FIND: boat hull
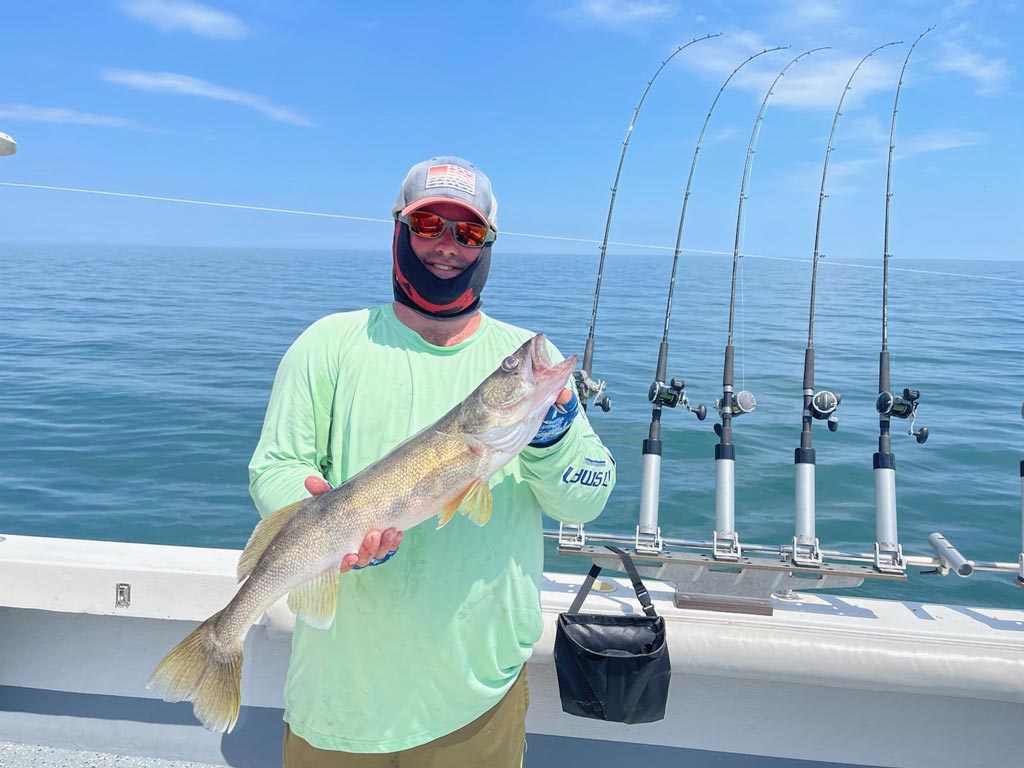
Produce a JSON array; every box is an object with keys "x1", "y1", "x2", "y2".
[{"x1": 2, "y1": 534, "x2": 1023, "y2": 767}]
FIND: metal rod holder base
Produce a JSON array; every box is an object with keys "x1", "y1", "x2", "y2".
[
  {"x1": 790, "y1": 536, "x2": 823, "y2": 567},
  {"x1": 558, "y1": 544, "x2": 905, "y2": 617},
  {"x1": 874, "y1": 542, "x2": 907, "y2": 574},
  {"x1": 557, "y1": 523, "x2": 586, "y2": 550},
  {"x1": 712, "y1": 531, "x2": 742, "y2": 561},
  {"x1": 635, "y1": 525, "x2": 664, "y2": 555}
]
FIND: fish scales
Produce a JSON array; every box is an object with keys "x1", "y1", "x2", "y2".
[{"x1": 148, "y1": 333, "x2": 576, "y2": 732}]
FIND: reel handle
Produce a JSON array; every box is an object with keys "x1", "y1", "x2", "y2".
[{"x1": 649, "y1": 378, "x2": 705, "y2": 420}]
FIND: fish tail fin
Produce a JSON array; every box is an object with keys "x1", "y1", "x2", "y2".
[{"x1": 147, "y1": 610, "x2": 243, "y2": 733}]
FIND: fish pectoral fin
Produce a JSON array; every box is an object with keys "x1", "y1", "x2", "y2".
[
  {"x1": 460, "y1": 479, "x2": 493, "y2": 527},
  {"x1": 287, "y1": 569, "x2": 340, "y2": 630},
  {"x1": 437, "y1": 479, "x2": 493, "y2": 529}
]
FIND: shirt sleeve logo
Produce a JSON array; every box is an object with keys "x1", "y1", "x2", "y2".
[{"x1": 561, "y1": 463, "x2": 613, "y2": 487}]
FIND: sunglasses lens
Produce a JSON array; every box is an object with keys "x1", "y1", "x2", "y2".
[
  {"x1": 455, "y1": 222, "x2": 489, "y2": 247},
  {"x1": 408, "y1": 212, "x2": 444, "y2": 238},
  {"x1": 405, "y1": 211, "x2": 491, "y2": 247}
]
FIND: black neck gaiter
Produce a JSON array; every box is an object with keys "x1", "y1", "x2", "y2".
[{"x1": 391, "y1": 222, "x2": 492, "y2": 319}]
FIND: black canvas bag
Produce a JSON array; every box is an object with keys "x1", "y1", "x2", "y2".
[{"x1": 553, "y1": 545, "x2": 671, "y2": 723}]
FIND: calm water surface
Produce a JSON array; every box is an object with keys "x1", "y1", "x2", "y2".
[{"x1": 2, "y1": 244, "x2": 1022, "y2": 609}]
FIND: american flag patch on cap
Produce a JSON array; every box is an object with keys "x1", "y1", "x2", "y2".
[{"x1": 425, "y1": 164, "x2": 476, "y2": 195}]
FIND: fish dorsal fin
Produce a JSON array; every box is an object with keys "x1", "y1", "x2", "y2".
[
  {"x1": 437, "y1": 478, "x2": 493, "y2": 529},
  {"x1": 237, "y1": 499, "x2": 306, "y2": 582},
  {"x1": 288, "y1": 568, "x2": 340, "y2": 630},
  {"x1": 460, "y1": 479, "x2": 493, "y2": 527}
]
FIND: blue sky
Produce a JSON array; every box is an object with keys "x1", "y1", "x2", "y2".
[{"x1": 0, "y1": 0, "x2": 1020, "y2": 259}]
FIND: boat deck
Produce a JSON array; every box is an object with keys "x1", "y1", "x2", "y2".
[{"x1": 1, "y1": 741, "x2": 223, "y2": 768}]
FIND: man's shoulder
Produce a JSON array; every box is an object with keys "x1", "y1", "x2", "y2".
[
  {"x1": 283, "y1": 308, "x2": 381, "y2": 362},
  {"x1": 480, "y1": 315, "x2": 538, "y2": 345},
  {"x1": 296, "y1": 307, "x2": 377, "y2": 342}
]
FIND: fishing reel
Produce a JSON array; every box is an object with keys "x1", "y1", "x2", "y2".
[
  {"x1": 573, "y1": 370, "x2": 611, "y2": 413},
  {"x1": 810, "y1": 390, "x2": 841, "y2": 432},
  {"x1": 714, "y1": 390, "x2": 756, "y2": 417},
  {"x1": 876, "y1": 388, "x2": 928, "y2": 443},
  {"x1": 649, "y1": 378, "x2": 707, "y2": 420}
]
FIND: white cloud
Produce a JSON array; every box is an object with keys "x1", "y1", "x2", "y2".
[
  {"x1": 785, "y1": 127, "x2": 985, "y2": 195},
  {"x1": 0, "y1": 103, "x2": 145, "y2": 129},
  {"x1": 548, "y1": 0, "x2": 675, "y2": 28},
  {"x1": 771, "y1": 51, "x2": 897, "y2": 109},
  {"x1": 898, "y1": 128, "x2": 987, "y2": 157},
  {"x1": 116, "y1": 0, "x2": 247, "y2": 39},
  {"x1": 706, "y1": 125, "x2": 740, "y2": 144},
  {"x1": 935, "y1": 40, "x2": 1011, "y2": 95},
  {"x1": 680, "y1": 36, "x2": 906, "y2": 112},
  {"x1": 102, "y1": 70, "x2": 315, "y2": 127}
]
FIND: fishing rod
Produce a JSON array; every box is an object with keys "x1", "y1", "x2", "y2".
[
  {"x1": 574, "y1": 32, "x2": 721, "y2": 413},
  {"x1": 874, "y1": 27, "x2": 934, "y2": 574},
  {"x1": 712, "y1": 47, "x2": 828, "y2": 561},
  {"x1": 1019, "y1": 401, "x2": 1023, "y2": 588},
  {"x1": 638, "y1": 45, "x2": 787, "y2": 551},
  {"x1": 791, "y1": 41, "x2": 902, "y2": 567}
]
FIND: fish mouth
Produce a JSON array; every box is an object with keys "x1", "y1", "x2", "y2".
[{"x1": 524, "y1": 333, "x2": 578, "y2": 411}]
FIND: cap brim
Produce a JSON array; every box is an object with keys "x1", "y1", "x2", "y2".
[{"x1": 401, "y1": 197, "x2": 492, "y2": 229}]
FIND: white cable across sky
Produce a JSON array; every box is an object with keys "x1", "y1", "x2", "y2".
[{"x1": 1, "y1": 180, "x2": 1022, "y2": 285}]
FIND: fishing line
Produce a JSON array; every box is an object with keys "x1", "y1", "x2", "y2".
[
  {"x1": 1, "y1": 180, "x2": 1020, "y2": 284},
  {"x1": 791, "y1": 40, "x2": 902, "y2": 567},
  {"x1": 740, "y1": 255, "x2": 746, "y2": 391},
  {"x1": 637, "y1": 45, "x2": 784, "y2": 546},
  {"x1": 872, "y1": 26, "x2": 936, "y2": 574},
  {"x1": 712, "y1": 46, "x2": 829, "y2": 561},
  {"x1": 575, "y1": 32, "x2": 721, "y2": 414}
]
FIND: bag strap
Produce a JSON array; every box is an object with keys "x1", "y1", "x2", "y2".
[{"x1": 567, "y1": 545, "x2": 658, "y2": 618}]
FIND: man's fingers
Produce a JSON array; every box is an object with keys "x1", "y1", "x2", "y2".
[
  {"x1": 339, "y1": 529, "x2": 403, "y2": 572},
  {"x1": 358, "y1": 530, "x2": 383, "y2": 567},
  {"x1": 555, "y1": 388, "x2": 574, "y2": 405},
  {"x1": 377, "y1": 528, "x2": 402, "y2": 559},
  {"x1": 305, "y1": 476, "x2": 332, "y2": 496}
]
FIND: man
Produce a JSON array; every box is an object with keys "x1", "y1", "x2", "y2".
[{"x1": 248, "y1": 156, "x2": 615, "y2": 766}]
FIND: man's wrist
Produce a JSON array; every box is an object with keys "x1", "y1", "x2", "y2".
[{"x1": 529, "y1": 392, "x2": 579, "y2": 448}]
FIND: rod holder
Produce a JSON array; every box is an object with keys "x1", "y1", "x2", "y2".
[
  {"x1": 928, "y1": 533, "x2": 973, "y2": 577},
  {"x1": 1018, "y1": 456, "x2": 1023, "y2": 587}
]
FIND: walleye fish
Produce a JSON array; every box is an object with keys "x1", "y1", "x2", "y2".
[{"x1": 148, "y1": 333, "x2": 577, "y2": 732}]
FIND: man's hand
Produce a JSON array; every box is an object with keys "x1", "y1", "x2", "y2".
[
  {"x1": 529, "y1": 388, "x2": 579, "y2": 447},
  {"x1": 305, "y1": 475, "x2": 403, "y2": 573}
]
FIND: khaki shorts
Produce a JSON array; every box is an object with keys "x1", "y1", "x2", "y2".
[{"x1": 282, "y1": 670, "x2": 529, "y2": 768}]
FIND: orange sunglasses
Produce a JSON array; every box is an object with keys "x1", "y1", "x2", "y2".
[{"x1": 399, "y1": 211, "x2": 496, "y2": 248}]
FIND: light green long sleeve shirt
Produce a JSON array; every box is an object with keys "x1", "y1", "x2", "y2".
[{"x1": 248, "y1": 304, "x2": 615, "y2": 753}]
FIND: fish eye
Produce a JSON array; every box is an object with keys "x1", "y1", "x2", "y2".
[{"x1": 501, "y1": 355, "x2": 521, "y2": 372}]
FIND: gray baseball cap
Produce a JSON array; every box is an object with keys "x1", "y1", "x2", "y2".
[{"x1": 392, "y1": 156, "x2": 498, "y2": 232}]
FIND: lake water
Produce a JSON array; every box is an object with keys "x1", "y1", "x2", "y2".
[{"x1": 2, "y1": 243, "x2": 1022, "y2": 608}]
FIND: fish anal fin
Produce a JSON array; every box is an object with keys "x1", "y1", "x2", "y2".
[
  {"x1": 287, "y1": 569, "x2": 340, "y2": 630},
  {"x1": 460, "y1": 479, "x2": 493, "y2": 527},
  {"x1": 437, "y1": 496, "x2": 461, "y2": 529},
  {"x1": 237, "y1": 499, "x2": 306, "y2": 582}
]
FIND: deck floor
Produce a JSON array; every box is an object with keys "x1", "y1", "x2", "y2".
[{"x1": 0, "y1": 742, "x2": 226, "y2": 768}]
